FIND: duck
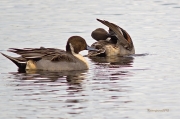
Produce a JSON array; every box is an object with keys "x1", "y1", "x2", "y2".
[
  {"x1": 88, "y1": 19, "x2": 135, "y2": 57},
  {"x1": 1, "y1": 36, "x2": 97, "y2": 72}
]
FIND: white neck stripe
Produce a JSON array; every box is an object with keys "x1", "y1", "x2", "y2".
[{"x1": 69, "y1": 43, "x2": 76, "y2": 55}]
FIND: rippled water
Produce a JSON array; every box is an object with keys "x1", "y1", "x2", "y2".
[{"x1": 0, "y1": 0, "x2": 180, "y2": 119}]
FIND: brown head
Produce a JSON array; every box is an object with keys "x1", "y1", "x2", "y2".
[
  {"x1": 91, "y1": 28, "x2": 109, "y2": 41},
  {"x1": 66, "y1": 36, "x2": 97, "y2": 54}
]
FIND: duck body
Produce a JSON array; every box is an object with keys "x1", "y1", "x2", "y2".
[
  {"x1": 88, "y1": 19, "x2": 135, "y2": 57},
  {"x1": 89, "y1": 40, "x2": 135, "y2": 57},
  {"x1": 1, "y1": 36, "x2": 96, "y2": 71},
  {"x1": 27, "y1": 58, "x2": 87, "y2": 71},
  {"x1": 16, "y1": 48, "x2": 88, "y2": 71}
]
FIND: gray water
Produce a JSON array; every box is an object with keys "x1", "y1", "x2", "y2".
[{"x1": 0, "y1": 0, "x2": 180, "y2": 119}]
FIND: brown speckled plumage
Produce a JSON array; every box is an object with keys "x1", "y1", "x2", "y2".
[{"x1": 88, "y1": 19, "x2": 135, "y2": 57}]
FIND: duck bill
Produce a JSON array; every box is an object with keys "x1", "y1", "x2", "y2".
[{"x1": 86, "y1": 45, "x2": 98, "y2": 51}]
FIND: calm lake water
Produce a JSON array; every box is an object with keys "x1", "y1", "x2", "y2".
[{"x1": 0, "y1": 0, "x2": 180, "y2": 119}]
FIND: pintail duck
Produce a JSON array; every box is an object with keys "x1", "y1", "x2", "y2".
[
  {"x1": 88, "y1": 19, "x2": 135, "y2": 57},
  {"x1": 1, "y1": 36, "x2": 97, "y2": 71}
]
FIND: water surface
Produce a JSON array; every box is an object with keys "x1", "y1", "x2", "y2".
[{"x1": 0, "y1": 0, "x2": 180, "y2": 119}]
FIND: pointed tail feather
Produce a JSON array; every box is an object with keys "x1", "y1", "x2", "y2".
[{"x1": 1, "y1": 52, "x2": 26, "y2": 70}]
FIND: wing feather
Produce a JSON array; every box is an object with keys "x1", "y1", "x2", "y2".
[
  {"x1": 96, "y1": 19, "x2": 133, "y2": 50},
  {"x1": 8, "y1": 47, "x2": 76, "y2": 62}
]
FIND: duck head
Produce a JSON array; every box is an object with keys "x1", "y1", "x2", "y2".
[
  {"x1": 91, "y1": 28, "x2": 109, "y2": 41},
  {"x1": 91, "y1": 28, "x2": 118, "y2": 44},
  {"x1": 66, "y1": 36, "x2": 97, "y2": 54}
]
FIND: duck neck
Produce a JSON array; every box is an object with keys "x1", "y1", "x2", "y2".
[
  {"x1": 73, "y1": 53, "x2": 89, "y2": 68},
  {"x1": 67, "y1": 43, "x2": 88, "y2": 67}
]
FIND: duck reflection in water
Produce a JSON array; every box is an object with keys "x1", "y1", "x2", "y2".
[
  {"x1": 89, "y1": 56, "x2": 134, "y2": 81},
  {"x1": 10, "y1": 70, "x2": 87, "y2": 85},
  {"x1": 89, "y1": 55, "x2": 134, "y2": 66}
]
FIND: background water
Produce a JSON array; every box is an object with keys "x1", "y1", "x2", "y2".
[{"x1": 0, "y1": 0, "x2": 180, "y2": 119}]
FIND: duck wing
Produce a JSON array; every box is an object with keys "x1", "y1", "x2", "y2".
[
  {"x1": 8, "y1": 47, "x2": 76, "y2": 62},
  {"x1": 96, "y1": 19, "x2": 133, "y2": 50}
]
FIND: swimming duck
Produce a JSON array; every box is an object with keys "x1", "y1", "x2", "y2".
[
  {"x1": 88, "y1": 19, "x2": 135, "y2": 57},
  {"x1": 1, "y1": 36, "x2": 97, "y2": 71}
]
